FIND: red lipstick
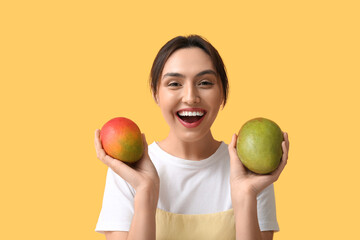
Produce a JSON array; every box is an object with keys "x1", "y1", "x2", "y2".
[{"x1": 176, "y1": 108, "x2": 206, "y2": 128}]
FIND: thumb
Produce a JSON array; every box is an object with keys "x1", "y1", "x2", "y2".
[
  {"x1": 228, "y1": 133, "x2": 240, "y2": 165},
  {"x1": 228, "y1": 133, "x2": 246, "y2": 174},
  {"x1": 140, "y1": 133, "x2": 151, "y2": 161},
  {"x1": 142, "y1": 133, "x2": 148, "y2": 153},
  {"x1": 228, "y1": 133, "x2": 239, "y2": 162}
]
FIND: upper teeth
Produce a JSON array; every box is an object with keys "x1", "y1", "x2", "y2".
[{"x1": 178, "y1": 111, "x2": 204, "y2": 117}]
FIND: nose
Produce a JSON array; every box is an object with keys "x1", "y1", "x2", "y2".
[{"x1": 182, "y1": 83, "x2": 200, "y2": 105}]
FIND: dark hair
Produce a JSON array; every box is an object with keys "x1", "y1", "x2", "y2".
[{"x1": 150, "y1": 35, "x2": 229, "y2": 106}]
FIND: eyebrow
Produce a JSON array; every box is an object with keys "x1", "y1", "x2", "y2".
[{"x1": 162, "y1": 69, "x2": 217, "y2": 79}]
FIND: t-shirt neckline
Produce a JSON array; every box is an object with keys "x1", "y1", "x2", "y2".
[{"x1": 150, "y1": 141, "x2": 227, "y2": 169}]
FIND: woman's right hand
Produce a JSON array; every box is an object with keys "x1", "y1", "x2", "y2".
[{"x1": 94, "y1": 129, "x2": 160, "y2": 196}]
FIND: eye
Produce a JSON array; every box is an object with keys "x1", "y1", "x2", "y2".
[
  {"x1": 168, "y1": 81, "x2": 181, "y2": 87},
  {"x1": 199, "y1": 80, "x2": 214, "y2": 86}
]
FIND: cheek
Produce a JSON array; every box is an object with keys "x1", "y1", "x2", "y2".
[
  {"x1": 158, "y1": 89, "x2": 179, "y2": 104},
  {"x1": 204, "y1": 89, "x2": 223, "y2": 107},
  {"x1": 157, "y1": 91, "x2": 177, "y2": 115}
]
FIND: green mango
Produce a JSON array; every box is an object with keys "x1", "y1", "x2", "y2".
[{"x1": 236, "y1": 117, "x2": 283, "y2": 174}]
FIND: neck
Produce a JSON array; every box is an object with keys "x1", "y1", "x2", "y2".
[{"x1": 157, "y1": 131, "x2": 221, "y2": 161}]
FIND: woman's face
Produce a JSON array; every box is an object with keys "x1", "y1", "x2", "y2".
[{"x1": 156, "y1": 47, "x2": 224, "y2": 142}]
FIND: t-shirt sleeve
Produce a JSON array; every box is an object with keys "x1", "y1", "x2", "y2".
[
  {"x1": 95, "y1": 167, "x2": 135, "y2": 234},
  {"x1": 256, "y1": 184, "x2": 280, "y2": 232}
]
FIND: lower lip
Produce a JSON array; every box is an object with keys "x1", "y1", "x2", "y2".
[{"x1": 176, "y1": 114, "x2": 206, "y2": 128}]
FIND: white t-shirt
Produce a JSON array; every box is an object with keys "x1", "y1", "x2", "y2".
[{"x1": 95, "y1": 142, "x2": 279, "y2": 233}]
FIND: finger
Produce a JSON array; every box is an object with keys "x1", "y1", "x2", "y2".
[
  {"x1": 135, "y1": 133, "x2": 151, "y2": 168},
  {"x1": 282, "y1": 139, "x2": 288, "y2": 160},
  {"x1": 94, "y1": 129, "x2": 140, "y2": 185},
  {"x1": 283, "y1": 132, "x2": 289, "y2": 150},
  {"x1": 228, "y1": 134, "x2": 247, "y2": 174},
  {"x1": 135, "y1": 133, "x2": 149, "y2": 163},
  {"x1": 94, "y1": 129, "x2": 110, "y2": 162},
  {"x1": 228, "y1": 133, "x2": 238, "y2": 160},
  {"x1": 271, "y1": 141, "x2": 288, "y2": 180},
  {"x1": 95, "y1": 143, "x2": 109, "y2": 164},
  {"x1": 104, "y1": 154, "x2": 139, "y2": 185},
  {"x1": 94, "y1": 129, "x2": 105, "y2": 159},
  {"x1": 94, "y1": 129, "x2": 101, "y2": 149},
  {"x1": 94, "y1": 129, "x2": 121, "y2": 166},
  {"x1": 142, "y1": 133, "x2": 149, "y2": 157}
]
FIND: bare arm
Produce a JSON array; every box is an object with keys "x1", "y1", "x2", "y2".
[
  {"x1": 104, "y1": 232, "x2": 128, "y2": 240},
  {"x1": 229, "y1": 132, "x2": 289, "y2": 240},
  {"x1": 261, "y1": 231, "x2": 274, "y2": 240},
  {"x1": 95, "y1": 130, "x2": 159, "y2": 240},
  {"x1": 104, "y1": 188, "x2": 158, "y2": 240},
  {"x1": 232, "y1": 190, "x2": 274, "y2": 240},
  {"x1": 127, "y1": 188, "x2": 158, "y2": 239}
]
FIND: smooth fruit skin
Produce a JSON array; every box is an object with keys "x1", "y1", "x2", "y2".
[
  {"x1": 100, "y1": 117, "x2": 144, "y2": 163},
  {"x1": 236, "y1": 117, "x2": 283, "y2": 174}
]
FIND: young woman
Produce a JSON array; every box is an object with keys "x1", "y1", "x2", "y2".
[{"x1": 94, "y1": 35, "x2": 290, "y2": 240}]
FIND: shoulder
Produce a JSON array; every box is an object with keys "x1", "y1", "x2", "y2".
[
  {"x1": 215, "y1": 141, "x2": 229, "y2": 159},
  {"x1": 209, "y1": 141, "x2": 230, "y2": 167}
]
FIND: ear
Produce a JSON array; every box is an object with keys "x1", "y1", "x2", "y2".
[
  {"x1": 220, "y1": 99, "x2": 225, "y2": 110},
  {"x1": 218, "y1": 78, "x2": 225, "y2": 109},
  {"x1": 153, "y1": 92, "x2": 159, "y2": 105}
]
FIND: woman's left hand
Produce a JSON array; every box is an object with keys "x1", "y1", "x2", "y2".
[{"x1": 228, "y1": 132, "x2": 290, "y2": 198}]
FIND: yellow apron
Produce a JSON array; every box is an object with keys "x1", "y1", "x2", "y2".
[{"x1": 156, "y1": 208, "x2": 235, "y2": 240}]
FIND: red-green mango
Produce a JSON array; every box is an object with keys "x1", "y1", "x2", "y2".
[
  {"x1": 236, "y1": 117, "x2": 283, "y2": 174},
  {"x1": 100, "y1": 117, "x2": 144, "y2": 163}
]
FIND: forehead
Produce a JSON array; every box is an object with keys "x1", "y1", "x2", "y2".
[{"x1": 162, "y1": 47, "x2": 215, "y2": 76}]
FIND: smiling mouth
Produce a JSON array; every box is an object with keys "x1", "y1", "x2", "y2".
[{"x1": 176, "y1": 109, "x2": 207, "y2": 124}]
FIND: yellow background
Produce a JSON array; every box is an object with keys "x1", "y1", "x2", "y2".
[{"x1": 1, "y1": 0, "x2": 359, "y2": 239}]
